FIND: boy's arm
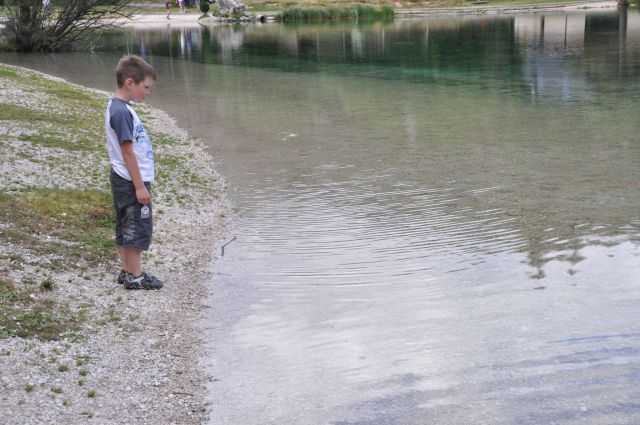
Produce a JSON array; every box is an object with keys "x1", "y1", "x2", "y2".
[{"x1": 121, "y1": 141, "x2": 151, "y2": 205}]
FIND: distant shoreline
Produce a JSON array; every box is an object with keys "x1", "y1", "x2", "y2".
[
  {"x1": 111, "y1": 0, "x2": 619, "y2": 26},
  {"x1": 396, "y1": 0, "x2": 618, "y2": 16}
]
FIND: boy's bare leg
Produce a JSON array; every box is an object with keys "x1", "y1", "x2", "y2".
[
  {"x1": 116, "y1": 246, "x2": 142, "y2": 276},
  {"x1": 123, "y1": 248, "x2": 142, "y2": 276},
  {"x1": 117, "y1": 246, "x2": 128, "y2": 273}
]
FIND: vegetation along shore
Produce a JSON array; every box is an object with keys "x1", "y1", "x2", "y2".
[{"x1": 0, "y1": 63, "x2": 231, "y2": 424}]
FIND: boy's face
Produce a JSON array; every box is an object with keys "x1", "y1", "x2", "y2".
[{"x1": 127, "y1": 76, "x2": 154, "y2": 103}]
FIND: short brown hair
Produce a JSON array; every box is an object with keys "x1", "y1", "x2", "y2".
[{"x1": 115, "y1": 55, "x2": 156, "y2": 87}]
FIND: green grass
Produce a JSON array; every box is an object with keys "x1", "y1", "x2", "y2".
[
  {"x1": 1, "y1": 66, "x2": 106, "y2": 155},
  {"x1": 0, "y1": 277, "x2": 85, "y2": 340},
  {"x1": 156, "y1": 154, "x2": 184, "y2": 179},
  {"x1": 42, "y1": 84, "x2": 101, "y2": 107},
  {"x1": 0, "y1": 104, "x2": 64, "y2": 124},
  {"x1": 0, "y1": 67, "x2": 19, "y2": 79},
  {"x1": 76, "y1": 355, "x2": 90, "y2": 367},
  {"x1": 0, "y1": 188, "x2": 116, "y2": 268},
  {"x1": 40, "y1": 277, "x2": 55, "y2": 291},
  {"x1": 149, "y1": 132, "x2": 175, "y2": 147},
  {"x1": 104, "y1": 305, "x2": 121, "y2": 324}
]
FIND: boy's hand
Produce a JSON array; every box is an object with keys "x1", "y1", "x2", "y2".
[{"x1": 135, "y1": 185, "x2": 151, "y2": 205}]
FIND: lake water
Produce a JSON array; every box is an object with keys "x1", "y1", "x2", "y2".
[{"x1": 3, "y1": 9, "x2": 640, "y2": 424}]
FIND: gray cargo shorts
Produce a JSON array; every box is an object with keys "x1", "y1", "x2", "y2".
[{"x1": 110, "y1": 169, "x2": 153, "y2": 250}]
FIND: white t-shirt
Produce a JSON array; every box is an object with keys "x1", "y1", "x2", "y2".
[{"x1": 105, "y1": 98, "x2": 155, "y2": 182}]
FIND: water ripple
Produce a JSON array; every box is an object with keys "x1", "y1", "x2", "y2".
[{"x1": 234, "y1": 176, "x2": 528, "y2": 287}]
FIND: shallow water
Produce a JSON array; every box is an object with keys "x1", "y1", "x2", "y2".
[{"x1": 2, "y1": 10, "x2": 640, "y2": 424}]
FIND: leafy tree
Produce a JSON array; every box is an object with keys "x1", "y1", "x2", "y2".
[
  {"x1": 1, "y1": 0, "x2": 133, "y2": 52},
  {"x1": 200, "y1": 1, "x2": 210, "y2": 16}
]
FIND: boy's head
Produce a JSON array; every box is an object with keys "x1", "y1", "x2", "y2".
[
  {"x1": 115, "y1": 55, "x2": 156, "y2": 88},
  {"x1": 115, "y1": 55, "x2": 156, "y2": 103}
]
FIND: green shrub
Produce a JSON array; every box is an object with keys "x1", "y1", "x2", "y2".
[
  {"x1": 40, "y1": 277, "x2": 54, "y2": 291},
  {"x1": 200, "y1": 1, "x2": 210, "y2": 15}
]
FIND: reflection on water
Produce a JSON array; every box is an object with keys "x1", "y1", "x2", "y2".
[
  {"x1": 2, "y1": 10, "x2": 640, "y2": 424},
  {"x1": 109, "y1": 10, "x2": 640, "y2": 83}
]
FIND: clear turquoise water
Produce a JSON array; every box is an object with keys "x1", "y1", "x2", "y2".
[{"x1": 3, "y1": 10, "x2": 640, "y2": 423}]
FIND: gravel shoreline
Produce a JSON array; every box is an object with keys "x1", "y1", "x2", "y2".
[{"x1": 0, "y1": 64, "x2": 231, "y2": 424}]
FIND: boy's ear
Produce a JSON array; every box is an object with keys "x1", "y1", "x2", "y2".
[{"x1": 123, "y1": 77, "x2": 135, "y2": 89}]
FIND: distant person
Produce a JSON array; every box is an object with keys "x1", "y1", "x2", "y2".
[
  {"x1": 105, "y1": 55, "x2": 163, "y2": 290},
  {"x1": 178, "y1": 0, "x2": 186, "y2": 13},
  {"x1": 42, "y1": 0, "x2": 51, "y2": 16},
  {"x1": 166, "y1": 0, "x2": 171, "y2": 19}
]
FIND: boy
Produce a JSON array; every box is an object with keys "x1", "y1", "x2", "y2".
[{"x1": 105, "y1": 55, "x2": 163, "y2": 290}]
